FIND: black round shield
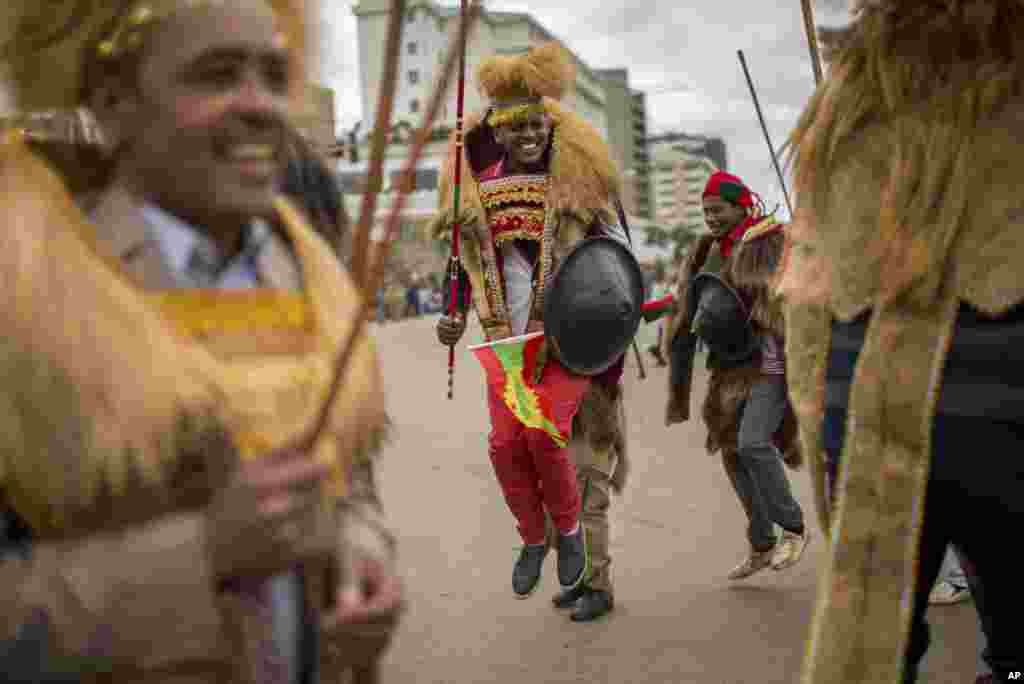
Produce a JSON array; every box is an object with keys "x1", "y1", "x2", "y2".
[
  {"x1": 544, "y1": 237, "x2": 644, "y2": 375},
  {"x1": 689, "y1": 272, "x2": 758, "y2": 363}
]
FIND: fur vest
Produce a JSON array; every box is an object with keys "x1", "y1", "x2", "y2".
[
  {"x1": 662, "y1": 219, "x2": 799, "y2": 467},
  {"x1": 431, "y1": 100, "x2": 630, "y2": 490}
]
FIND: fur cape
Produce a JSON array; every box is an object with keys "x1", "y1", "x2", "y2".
[
  {"x1": 781, "y1": 1, "x2": 1024, "y2": 681},
  {"x1": 430, "y1": 98, "x2": 621, "y2": 340},
  {"x1": 0, "y1": 136, "x2": 387, "y2": 540},
  {"x1": 662, "y1": 219, "x2": 800, "y2": 469},
  {"x1": 431, "y1": 100, "x2": 630, "y2": 492}
]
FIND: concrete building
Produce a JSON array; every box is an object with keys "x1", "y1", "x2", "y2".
[
  {"x1": 347, "y1": 1, "x2": 668, "y2": 277},
  {"x1": 353, "y1": 0, "x2": 609, "y2": 139},
  {"x1": 648, "y1": 132, "x2": 726, "y2": 239},
  {"x1": 349, "y1": 0, "x2": 616, "y2": 281},
  {"x1": 596, "y1": 68, "x2": 651, "y2": 219}
]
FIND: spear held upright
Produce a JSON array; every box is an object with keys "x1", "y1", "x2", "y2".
[
  {"x1": 446, "y1": 0, "x2": 470, "y2": 400},
  {"x1": 737, "y1": 49, "x2": 793, "y2": 218}
]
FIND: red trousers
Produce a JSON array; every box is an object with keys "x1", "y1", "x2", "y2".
[{"x1": 486, "y1": 385, "x2": 581, "y2": 544}]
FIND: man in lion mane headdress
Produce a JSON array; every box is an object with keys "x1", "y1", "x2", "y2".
[
  {"x1": 783, "y1": 0, "x2": 1024, "y2": 681},
  {"x1": 433, "y1": 42, "x2": 630, "y2": 622},
  {"x1": 0, "y1": 1, "x2": 401, "y2": 681}
]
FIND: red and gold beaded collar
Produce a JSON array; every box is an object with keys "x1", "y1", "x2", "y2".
[{"x1": 478, "y1": 171, "x2": 548, "y2": 244}]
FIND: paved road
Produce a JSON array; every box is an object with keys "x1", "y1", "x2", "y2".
[{"x1": 370, "y1": 315, "x2": 982, "y2": 683}]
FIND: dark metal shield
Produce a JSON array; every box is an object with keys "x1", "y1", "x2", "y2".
[
  {"x1": 689, "y1": 272, "x2": 758, "y2": 364},
  {"x1": 544, "y1": 237, "x2": 645, "y2": 375}
]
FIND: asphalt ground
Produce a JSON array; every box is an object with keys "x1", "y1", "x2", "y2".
[{"x1": 370, "y1": 314, "x2": 982, "y2": 684}]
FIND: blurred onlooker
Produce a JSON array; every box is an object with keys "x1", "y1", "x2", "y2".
[
  {"x1": 929, "y1": 546, "x2": 971, "y2": 606},
  {"x1": 647, "y1": 275, "x2": 672, "y2": 366},
  {"x1": 376, "y1": 287, "x2": 387, "y2": 324},
  {"x1": 280, "y1": 131, "x2": 349, "y2": 260}
]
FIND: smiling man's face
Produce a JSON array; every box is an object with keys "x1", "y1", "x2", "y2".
[
  {"x1": 493, "y1": 110, "x2": 552, "y2": 173},
  {"x1": 114, "y1": 0, "x2": 292, "y2": 225},
  {"x1": 702, "y1": 195, "x2": 747, "y2": 237}
]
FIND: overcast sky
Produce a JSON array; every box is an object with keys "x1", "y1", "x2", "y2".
[{"x1": 316, "y1": 1, "x2": 848, "y2": 220}]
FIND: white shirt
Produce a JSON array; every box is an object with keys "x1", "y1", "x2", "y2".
[
  {"x1": 502, "y1": 242, "x2": 535, "y2": 336},
  {"x1": 141, "y1": 203, "x2": 271, "y2": 289}
]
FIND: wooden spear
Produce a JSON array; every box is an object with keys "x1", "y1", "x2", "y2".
[
  {"x1": 800, "y1": 0, "x2": 824, "y2": 86},
  {"x1": 737, "y1": 49, "x2": 793, "y2": 218},
  {"x1": 349, "y1": 0, "x2": 407, "y2": 289},
  {"x1": 295, "y1": 1, "x2": 482, "y2": 449},
  {"x1": 446, "y1": 0, "x2": 470, "y2": 400}
]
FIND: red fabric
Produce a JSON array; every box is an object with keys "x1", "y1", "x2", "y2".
[
  {"x1": 479, "y1": 158, "x2": 504, "y2": 181},
  {"x1": 486, "y1": 378, "x2": 582, "y2": 544},
  {"x1": 702, "y1": 170, "x2": 754, "y2": 207},
  {"x1": 718, "y1": 216, "x2": 757, "y2": 259}
]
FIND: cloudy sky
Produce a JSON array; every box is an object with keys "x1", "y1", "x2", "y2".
[{"x1": 319, "y1": 1, "x2": 852, "y2": 219}]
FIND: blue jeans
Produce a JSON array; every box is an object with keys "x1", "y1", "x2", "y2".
[{"x1": 725, "y1": 376, "x2": 804, "y2": 551}]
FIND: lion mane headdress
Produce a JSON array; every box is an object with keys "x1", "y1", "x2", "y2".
[{"x1": 434, "y1": 42, "x2": 620, "y2": 238}]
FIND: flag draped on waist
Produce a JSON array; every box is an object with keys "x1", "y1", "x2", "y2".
[{"x1": 470, "y1": 332, "x2": 590, "y2": 448}]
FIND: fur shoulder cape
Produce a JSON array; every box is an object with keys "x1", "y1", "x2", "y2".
[
  {"x1": 431, "y1": 98, "x2": 621, "y2": 242},
  {"x1": 782, "y1": 3, "x2": 1024, "y2": 681}
]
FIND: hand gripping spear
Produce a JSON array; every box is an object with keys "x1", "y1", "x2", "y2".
[{"x1": 446, "y1": 0, "x2": 470, "y2": 401}]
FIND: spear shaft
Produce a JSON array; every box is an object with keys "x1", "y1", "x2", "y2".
[
  {"x1": 737, "y1": 49, "x2": 793, "y2": 218},
  {"x1": 447, "y1": 0, "x2": 469, "y2": 401},
  {"x1": 800, "y1": 0, "x2": 824, "y2": 86}
]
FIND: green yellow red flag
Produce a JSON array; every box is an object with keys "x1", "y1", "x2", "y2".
[{"x1": 469, "y1": 332, "x2": 590, "y2": 448}]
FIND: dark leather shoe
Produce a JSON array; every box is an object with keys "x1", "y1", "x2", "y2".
[
  {"x1": 557, "y1": 528, "x2": 588, "y2": 589},
  {"x1": 571, "y1": 588, "x2": 614, "y2": 622},
  {"x1": 512, "y1": 544, "x2": 547, "y2": 598},
  {"x1": 552, "y1": 583, "x2": 586, "y2": 609}
]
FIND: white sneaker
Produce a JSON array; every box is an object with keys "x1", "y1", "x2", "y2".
[
  {"x1": 771, "y1": 529, "x2": 810, "y2": 571},
  {"x1": 929, "y1": 580, "x2": 971, "y2": 606},
  {"x1": 728, "y1": 548, "x2": 774, "y2": 580}
]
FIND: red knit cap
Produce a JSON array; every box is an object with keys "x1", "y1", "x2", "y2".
[{"x1": 702, "y1": 171, "x2": 754, "y2": 207}]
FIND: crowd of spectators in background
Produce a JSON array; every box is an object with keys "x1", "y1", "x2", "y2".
[{"x1": 376, "y1": 274, "x2": 444, "y2": 323}]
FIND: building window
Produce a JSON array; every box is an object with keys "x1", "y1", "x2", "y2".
[
  {"x1": 408, "y1": 41, "x2": 418, "y2": 55},
  {"x1": 410, "y1": 99, "x2": 420, "y2": 113},
  {"x1": 408, "y1": 69, "x2": 420, "y2": 85}
]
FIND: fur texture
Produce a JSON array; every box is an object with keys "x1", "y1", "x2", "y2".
[
  {"x1": 786, "y1": 0, "x2": 1024, "y2": 317},
  {"x1": 571, "y1": 382, "x2": 629, "y2": 494},
  {"x1": 662, "y1": 226, "x2": 801, "y2": 468},
  {"x1": 476, "y1": 41, "x2": 574, "y2": 102},
  {"x1": 431, "y1": 100, "x2": 621, "y2": 339},
  {"x1": 0, "y1": 139, "x2": 388, "y2": 538},
  {"x1": 661, "y1": 234, "x2": 715, "y2": 425},
  {"x1": 731, "y1": 227, "x2": 787, "y2": 336},
  {"x1": 2, "y1": 0, "x2": 306, "y2": 112},
  {"x1": 433, "y1": 101, "x2": 621, "y2": 240},
  {"x1": 432, "y1": 86, "x2": 629, "y2": 490}
]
